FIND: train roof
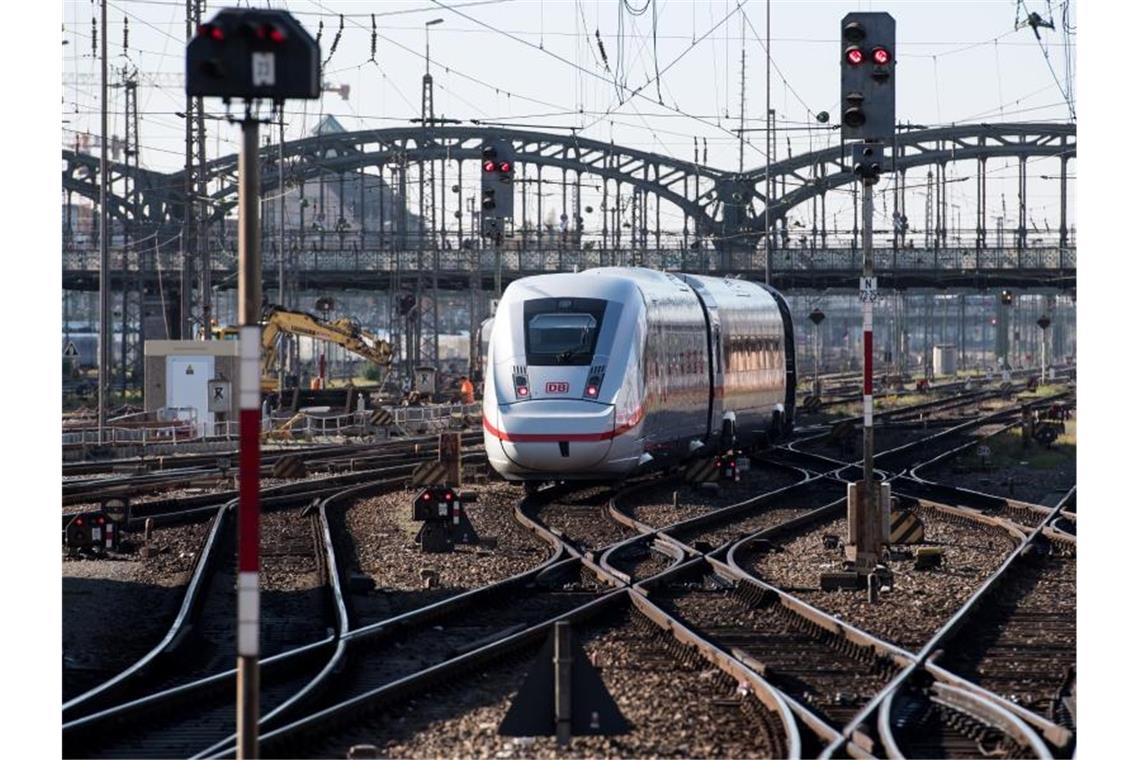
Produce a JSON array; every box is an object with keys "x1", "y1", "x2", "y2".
[{"x1": 502, "y1": 267, "x2": 693, "y2": 303}]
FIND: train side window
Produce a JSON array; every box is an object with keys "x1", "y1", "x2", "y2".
[{"x1": 713, "y1": 325, "x2": 722, "y2": 374}]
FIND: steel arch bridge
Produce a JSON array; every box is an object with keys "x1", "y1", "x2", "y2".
[{"x1": 62, "y1": 121, "x2": 1075, "y2": 258}]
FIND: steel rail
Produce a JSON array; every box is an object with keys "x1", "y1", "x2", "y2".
[
  {"x1": 819, "y1": 486, "x2": 1076, "y2": 758},
  {"x1": 62, "y1": 465, "x2": 427, "y2": 723}
]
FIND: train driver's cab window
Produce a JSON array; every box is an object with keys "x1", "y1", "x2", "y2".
[{"x1": 524, "y1": 298, "x2": 609, "y2": 365}]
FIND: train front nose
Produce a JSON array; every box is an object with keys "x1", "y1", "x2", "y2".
[{"x1": 485, "y1": 400, "x2": 614, "y2": 473}]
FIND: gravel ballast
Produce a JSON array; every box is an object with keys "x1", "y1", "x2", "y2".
[
  {"x1": 619, "y1": 461, "x2": 806, "y2": 530},
  {"x1": 336, "y1": 481, "x2": 550, "y2": 626},
  {"x1": 62, "y1": 519, "x2": 212, "y2": 700},
  {"x1": 743, "y1": 504, "x2": 1020, "y2": 651},
  {"x1": 313, "y1": 607, "x2": 790, "y2": 759}
]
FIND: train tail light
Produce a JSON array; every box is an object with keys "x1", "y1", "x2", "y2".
[
  {"x1": 584, "y1": 375, "x2": 601, "y2": 399},
  {"x1": 514, "y1": 374, "x2": 530, "y2": 398}
]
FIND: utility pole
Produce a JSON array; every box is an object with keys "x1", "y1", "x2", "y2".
[
  {"x1": 764, "y1": 0, "x2": 772, "y2": 285},
  {"x1": 738, "y1": 15, "x2": 746, "y2": 174},
  {"x1": 196, "y1": 3, "x2": 210, "y2": 342},
  {"x1": 98, "y1": 0, "x2": 110, "y2": 442},
  {"x1": 277, "y1": 107, "x2": 287, "y2": 391}
]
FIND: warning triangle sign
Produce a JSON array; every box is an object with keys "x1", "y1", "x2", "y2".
[{"x1": 63, "y1": 342, "x2": 79, "y2": 357}]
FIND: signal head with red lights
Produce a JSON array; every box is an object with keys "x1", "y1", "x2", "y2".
[
  {"x1": 186, "y1": 8, "x2": 320, "y2": 100},
  {"x1": 479, "y1": 141, "x2": 516, "y2": 236},
  {"x1": 198, "y1": 23, "x2": 225, "y2": 42},
  {"x1": 413, "y1": 487, "x2": 460, "y2": 521},
  {"x1": 839, "y1": 11, "x2": 895, "y2": 142}
]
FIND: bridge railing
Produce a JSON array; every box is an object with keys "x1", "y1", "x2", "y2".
[
  {"x1": 768, "y1": 246, "x2": 1076, "y2": 272},
  {"x1": 62, "y1": 245, "x2": 1075, "y2": 275}
]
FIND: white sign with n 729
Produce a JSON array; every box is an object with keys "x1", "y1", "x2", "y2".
[{"x1": 859, "y1": 277, "x2": 878, "y2": 303}]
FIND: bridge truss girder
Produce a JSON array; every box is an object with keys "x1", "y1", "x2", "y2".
[{"x1": 62, "y1": 122, "x2": 1075, "y2": 260}]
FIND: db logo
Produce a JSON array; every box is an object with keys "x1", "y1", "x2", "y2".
[{"x1": 545, "y1": 381, "x2": 570, "y2": 394}]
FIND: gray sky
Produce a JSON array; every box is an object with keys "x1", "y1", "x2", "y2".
[{"x1": 62, "y1": 0, "x2": 1076, "y2": 233}]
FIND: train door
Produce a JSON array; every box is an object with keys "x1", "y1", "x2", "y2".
[
  {"x1": 759, "y1": 284, "x2": 797, "y2": 436},
  {"x1": 678, "y1": 275, "x2": 725, "y2": 451},
  {"x1": 699, "y1": 296, "x2": 725, "y2": 448}
]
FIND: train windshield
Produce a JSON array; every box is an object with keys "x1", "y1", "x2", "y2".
[{"x1": 524, "y1": 298, "x2": 609, "y2": 365}]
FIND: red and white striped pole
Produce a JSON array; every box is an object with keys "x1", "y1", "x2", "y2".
[
  {"x1": 236, "y1": 115, "x2": 261, "y2": 759},
  {"x1": 859, "y1": 164, "x2": 881, "y2": 574}
]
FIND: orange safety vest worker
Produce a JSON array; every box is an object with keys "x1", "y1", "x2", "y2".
[{"x1": 459, "y1": 377, "x2": 475, "y2": 404}]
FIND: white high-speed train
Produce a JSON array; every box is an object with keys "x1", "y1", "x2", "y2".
[{"x1": 482, "y1": 268, "x2": 796, "y2": 482}]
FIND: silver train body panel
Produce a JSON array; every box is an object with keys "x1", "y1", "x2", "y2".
[{"x1": 482, "y1": 267, "x2": 796, "y2": 481}]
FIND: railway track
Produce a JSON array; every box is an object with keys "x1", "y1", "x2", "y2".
[
  {"x1": 62, "y1": 479, "x2": 384, "y2": 758},
  {"x1": 60, "y1": 469, "x2": 421, "y2": 728},
  {"x1": 883, "y1": 683, "x2": 1045, "y2": 758},
  {"x1": 62, "y1": 433, "x2": 484, "y2": 507},
  {"x1": 61, "y1": 448, "x2": 488, "y2": 534},
  {"x1": 930, "y1": 535, "x2": 1077, "y2": 749},
  {"x1": 646, "y1": 561, "x2": 908, "y2": 742},
  {"x1": 61, "y1": 390, "x2": 1076, "y2": 758}
]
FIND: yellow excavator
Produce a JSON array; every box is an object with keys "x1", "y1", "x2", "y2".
[{"x1": 211, "y1": 306, "x2": 393, "y2": 391}]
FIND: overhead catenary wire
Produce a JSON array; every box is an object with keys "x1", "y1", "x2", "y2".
[{"x1": 428, "y1": 0, "x2": 771, "y2": 162}]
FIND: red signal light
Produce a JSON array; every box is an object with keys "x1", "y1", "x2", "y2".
[
  {"x1": 498, "y1": 161, "x2": 512, "y2": 173},
  {"x1": 482, "y1": 160, "x2": 496, "y2": 173},
  {"x1": 265, "y1": 24, "x2": 285, "y2": 44},
  {"x1": 444, "y1": 491, "x2": 454, "y2": 501},
  {"x1": 198, "y1": 24, "x2": 224, "y2": 41},
  {"x1": 421, "y1": 492, "x2": 432, "y2": 501},
  {"x1": 517, "y1": 385, "x2": 529, "y2": 397},
  {"x1": 75, "y1": 516, "x2": 84, "y2": 527},
  {"x1": 872, "y1": 47, "x2": 891, "y2": 65},
  {"x1": 845, "y1": 47, "x2": 864, "y2": 65},
  {"x1": 585, "y1": 385, "x2": 598, "y2": 398}
]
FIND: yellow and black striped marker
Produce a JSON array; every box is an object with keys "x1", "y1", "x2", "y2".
[
  {"x1": 685, "y1": 457, "x2": 719, "y2": 484},
  {"x1": 411, "y1": 461, "x2": 448, "y2": 487},
  {"x1": 890, "y1": 509, "x2": 925, "y2": 544},
  {"x1": 370, "y1": 409, "x2": 394, "y2": 426},
  {"x1": 271, "y1": 455, "x2": 306, "y2": 479}
]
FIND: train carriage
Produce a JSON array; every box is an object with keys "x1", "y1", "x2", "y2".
[{"x1": 482, "y1": 267, "x2": 795, "y2": 481}]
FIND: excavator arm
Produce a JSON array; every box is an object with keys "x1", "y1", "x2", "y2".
[{"x1": 259, "y1": 306, "x2": 393, "y2": 381}]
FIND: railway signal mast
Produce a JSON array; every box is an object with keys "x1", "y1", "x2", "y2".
[
  {"x1": 840, "y1": 12, "x2": 896, "y2": 578},
  {"x1": 480, "y1": 141, "x2": 515, "y2": 297},
  {"x1": 186, "y1": 11, "x2": 320, "y2": 757}
]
